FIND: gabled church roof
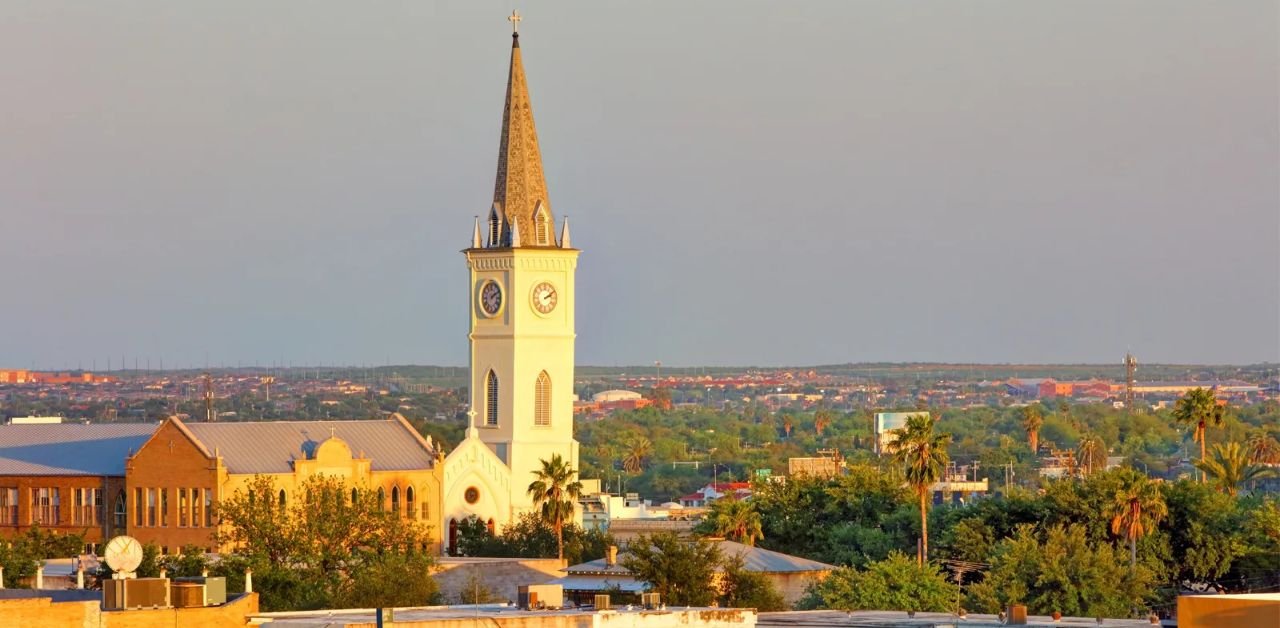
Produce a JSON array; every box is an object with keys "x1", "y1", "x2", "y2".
[
  {"x1": 492, "y1": 29, "x2": 552, "y2": 245},
  {"x1": 182, "y1": 417, "x2": 437, "y2": 474},
  {"x1": 0, "y1": 423, "x2": 157, "y2": 476}
]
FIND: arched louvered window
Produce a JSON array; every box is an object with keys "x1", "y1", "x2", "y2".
[
  {"x1": 406, "y1": 486, "x2": 416, "y2": 520},
  {"x1": 488, "y1": 205, "x2": 502, "y2": 247},
  {"x1": 534, "y1": 202, "x2": 551, "y2": 246},
  {"x1": 535, "y1": 371, "x2": 551, "y2": 426},
  {"x1": 485, "y1": 370, "x2": 499, "y2": 426},
  {"x1": 391, "y1": 486, "x2": 400, "y2": 516}
]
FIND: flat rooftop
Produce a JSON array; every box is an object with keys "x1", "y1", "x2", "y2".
[
  {"x1": 758, "y1": 610, "x2": 1163, "y2": 627},
  {"x1": 254, "y1": 604, "x2": 756, "y2": 627}
]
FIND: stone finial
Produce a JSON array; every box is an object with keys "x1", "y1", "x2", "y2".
[
  {"x1": 559, "y1": 216, "x2": 571, "y2": 248},
  {"x1": 245, "y1": 568, "x2": 253, "y2": 594},
  {"x1": 472, "y1": 216, "x2": 483, "y2": 248}
]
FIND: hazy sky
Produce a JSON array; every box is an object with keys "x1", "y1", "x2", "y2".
[{"x1": 2, "y1": 1, "x2": 1277, "y2": 369}]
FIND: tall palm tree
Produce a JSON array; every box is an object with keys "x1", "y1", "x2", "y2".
[
  {"x1": 1076, "y1": 433, "x2": 1107, "y2": 477},
  {"x1": 1107, "y1": 471, "x2": 1168, "y2": 569},
  {"x1": 527, "y1": 454, "x2": 583, "y2": 560},
  {"x1": 781, "y1": 415, "x2": 794, "y2": 439},
  {"x1": 1194, "y1": 442, "x2": 1277, "y2": 496},
  {"x1": 705, "y1": 498, "x2": 764, "y2": 546},
  {"x1": 887, "y1": 413, "x2": 951, "y2": 566},
  {"x1": 622, "y1": 437, "x2": 652, "y2": 474},
  {"x1": 814, "y1": 409, "x2": 833, "y2": 437},
  {"x1": 1173, "y1": 388, "x2": 1227, "y2": 481},
  {"x1": 1021, "y1": 405, "x2": 1044, "y2": 453},
  {"x1": 1245, "y1": 431, "x2": 1280, "y2": 465}
]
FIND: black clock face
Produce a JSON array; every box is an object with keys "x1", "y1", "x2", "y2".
[{"x1": 480, "y1": 281, "x2": 502, "y2": 316}]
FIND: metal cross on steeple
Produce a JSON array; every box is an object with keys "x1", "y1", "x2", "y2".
[{"x1": 508, "y1": 10, "x2": 522, "y2": 34}]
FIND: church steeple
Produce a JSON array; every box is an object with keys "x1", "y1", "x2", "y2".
[{"x1": 490, "y1": 12, "x2": 555, "y2": 248}]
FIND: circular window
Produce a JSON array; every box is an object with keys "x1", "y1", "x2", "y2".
[{"x1": 464, "y1": 487, "x2": 480, "y2": 504}]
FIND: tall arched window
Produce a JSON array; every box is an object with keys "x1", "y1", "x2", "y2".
[
  {"x1": 485, "y1": 370, "x2": 499, "y2": 426},
  {"x1": 533, "y1": 202, "x2": 551, "y2": 246},
  {"x1": 277, "y1": 489, "x2": 286, "y2": 513},
  {"x1": 406, "y1": 487, "x2": 416, "y2": 520},
  {"x1": 487, "y1": 518, "x2": 496, "y2": 535},
  {"x1": 391, "y1": 486, "x2": 400, "y2": 516},
  {"x1": 113, "y1": 491, "x2": 127, "y2": 530},
  {"x1": 535, "y1": 371, "x2": 551, "y2": 426},
  {"x1": 376, "y1": 487, "x2": 386, "y2": 511},
  {"x1": 448, "y1": 519, "x2": 459, "y2": 556}
]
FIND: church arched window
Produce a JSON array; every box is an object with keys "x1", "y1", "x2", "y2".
[
  {"x1": 405, "y1": 486, "x2": 416, "y2": 520},
  {"x1": 391, "y1": 486, "x2": 400, "y2": 516},
  {"x1": 277, "y1": 489, "x2": 286, "y2": 513},
  {"x1": 485, "y1": 370, "x2": 499, "y2": 426},
  {"x1": 448, "y1": 519, "x2": 459, "y2": 555},
  {"x1": 534, "y1": 202, "x2": 551, "y2": 246},
  {"x1": 487, "y1": 518, "x2": 496, "y2": 535},
  {"x1": 377, "y1": 487, "x2": 386, "y2": 511},
  {"x1": 535, "y1": 371, "x2": 551, "y2": 426}
]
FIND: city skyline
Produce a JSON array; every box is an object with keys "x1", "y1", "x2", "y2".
[{"x1": 3, "y1": 1, "x2": 1277, "y2": 368}]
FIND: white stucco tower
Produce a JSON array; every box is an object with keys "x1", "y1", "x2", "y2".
[{"x1": 441, "y1": 21, "x2": 580, "y2": 553}]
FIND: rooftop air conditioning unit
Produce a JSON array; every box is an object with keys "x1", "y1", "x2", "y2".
[{"x1": 594, "y1": 594, "x2": 611, "y2": 611}]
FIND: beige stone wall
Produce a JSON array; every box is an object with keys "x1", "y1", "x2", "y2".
[
  {"x1": 345, "y1": 608, "x2": 755, "y2": 628},
  {"x1": 0, "y1": 591, "x2": 258, "y2": 628},
  {"x1": 766, "y1": 570, "x2": 828, "y2": 607}
]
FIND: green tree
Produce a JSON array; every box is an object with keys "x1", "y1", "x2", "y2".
[
  {"x1": 698, "y1": 498, "x2": 765, "y2": 546},
  {"x1": 1245, "y1": 430, "x2": 1280, "y2": 464},
  {"x1": 887, "y1": 414, "x2": 951, "y2": 565},
  {"x1": 1173, "y1": 388, "x2": 1227, "y2": 478},
  {"x1": 1107, "y1": 470, "x2": 1168, "y2": 569},
  {"x1": 527, "y1": 454, "x2": 584, "y2": 560},
  {"x1": 161, "y1": 545, "x2": 211, "y2": 578},
  {"x1": 214, "y1": 475, "x2": 436, "y2": 611},
  {"x1": 1021, "y1": 405, "x2": 1044, "y2": 453},
  {"x1": 966, "y1": 524, "x2": 1152, "y2": 618},
  {"x1": 1194, "y1": 442, "x2": 1277, "y2": 496},
  {"x1": 719, "y1": 554, "x2": 788, "y2": 611},
  {"x1": 798, "y1": 552, "x2": 951, "y2": 612},
  {"x1": 621, "y1": 533, "x2": 721, "y2": 606},
  {"x1": 814, "y1": 409, "x2": 833, "y2": 437}
]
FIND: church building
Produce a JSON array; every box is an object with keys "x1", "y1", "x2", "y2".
[{"x1": 440, "y1": 17, "x2": 581, "y2": 554}]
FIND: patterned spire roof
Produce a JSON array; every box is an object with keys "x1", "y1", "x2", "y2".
[{"x1": 492, "y1": 31, "x2": 551, "y2": 246}]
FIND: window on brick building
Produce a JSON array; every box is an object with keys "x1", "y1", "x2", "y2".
[
  {"x1": 134, "y1": 487, "x2": 143, "y2": 527},
  {"x1": 204, "y1": 489, "x2": 213, "y2": 527},
  {"x1": 0, "y1": 488, "x2": 17, "y2": 524},
  {"x1": 114, "y1": 491, "x2": 127, "y2": 530},
  {"x1": 32, "y1": 487, "x2": 58, "y2": 525},
  {"x1": 406, "y1": 486, "x2": 416, "y2": 520},
  {"x1": 179, "y1": 489, "x2": 189, "y2": 527},
  {"x1": 160, "y1": 489, "x2": 169, "y2": 527},
  {"x1": 147, "y1": 488, "x2": 157, "y2": 527}
]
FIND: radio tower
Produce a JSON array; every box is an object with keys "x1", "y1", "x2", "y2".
[
  {"x1": 1124, "y1": 353, "x2": 1138, "y2": 411},
  {"x1": 202, "y1": 373, "x2": 215, "y2": 422}
]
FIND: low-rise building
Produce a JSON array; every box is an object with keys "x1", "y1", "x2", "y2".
[{"x1": 0, "y1": 422, "x2": 156, "y2": 550}]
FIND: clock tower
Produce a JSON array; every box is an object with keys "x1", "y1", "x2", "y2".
[{"x1": 442, "y1": 17, "x2": 579, "y2": 545}]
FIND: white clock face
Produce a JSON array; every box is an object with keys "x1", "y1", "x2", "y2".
[
  {"x1": 479, "y1": 281, "x2": 503, "y2": 317},
  {"x1": 531, "y1": 281, "x2": 558, "y2": 314}
]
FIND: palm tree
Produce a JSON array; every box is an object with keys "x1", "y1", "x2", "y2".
[
  {"x1": 622, "y1": 437, "x2": 652, "y2": 474},
  {"x1": 781, "y1": 415, "x2": 794, "y2": 439},
  {"x1": 705, "y1": 498, "x2": 764, "y2": 546},
  {"x1": 1021, "y1": 405, "x2": 1043, "y2": 453},
  {"x1": 1194, "y1": 442, "x2": 1277, "y2": 496},
  {"x1": 814, "y1": 409, "x2": 833, "y2": 437},
  {"x1": 887, "y1": 413, "x2": 951, "y2": 566},
  {"x1": 527, "y1": 454, "x2": 583, "y2": 560},
  {"x1": 1106, "y1": 471, "x2": 1168, "y2": 569},
  {"x1": 1076, "y1": 433, "x2": 1107, "y2": 477},
  {"x1": 1173, "y1": 388, "x2": 1227, "y2": 480},
  {"x1": 1245, "y1": 431, "x2": 1280, "y2": 465}
]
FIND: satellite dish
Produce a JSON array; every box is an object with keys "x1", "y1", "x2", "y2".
[{"x1": 103, "y1": 535, "x2": 143, "y2": 575}]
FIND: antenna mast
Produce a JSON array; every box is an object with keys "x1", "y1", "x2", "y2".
[
  {"x1": 1124, "y1": 353, "x2": 1137, "y2": 412},
  {"x1": 203, "y1": 373, "x2": 215, "y2": 422}
]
